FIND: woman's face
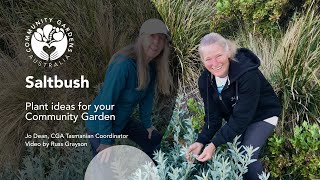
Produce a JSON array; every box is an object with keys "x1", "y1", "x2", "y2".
[
  {"x1": 201, "y1": 43, "x2": 230, "y2": 78},
  {"x1": 142, "y1": 33, "x2": 166, "y2": 61}
]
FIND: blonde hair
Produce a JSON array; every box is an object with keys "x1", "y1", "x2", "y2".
[
  {"x1": 198, "y1": 33, "x2": 237, "y2": 60},
  {"x1": 109, "y1": 35, "x2": 173, "y2": 95}
]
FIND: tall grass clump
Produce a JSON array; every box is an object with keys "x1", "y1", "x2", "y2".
[
  {"x1": 152, "y1": 0, "x2": 215, "y2": 95},
  {"x1": 236, "y1": 32, "x2": 279, "y2": 82},
  {"x1": 274, "y1": 8, "x2": 320, "y2": 133},
  {"x1": 236, "y1": 7, "x2": 320, "y2": 134}
]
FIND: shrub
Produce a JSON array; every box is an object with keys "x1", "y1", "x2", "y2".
[
  {"x1": 213, "y1": 0, "x2": 320, "y2": 37},
  {"x1": 187, "y1": 98, "x2": 205, "y2": 133},
  {"x1": 265, "y1": 121, "x2": 320, "y2": 179},
  {"x1": 133, "y1": 95, "x2": 270, "y2": 180},
  {"x1": 213, "y1": 0, "x2": 290, "y2": 37}
]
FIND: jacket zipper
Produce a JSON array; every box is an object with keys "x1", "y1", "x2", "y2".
[
  {"x1": 206, "y1": 74, "x2": 210, "y2": 129},
  {"x1": 219, "y1": 94, "x2": 230, "y2": 113},
  {"x1": 210, "y1": 75, "x2": 230, "y2": 113}
]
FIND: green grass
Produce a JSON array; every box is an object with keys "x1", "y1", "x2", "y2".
[
  {"x1": 153, "y1": 0, "x2": 215, "y2": 94},
  {"x1": 274, "y1": 8, "x2": 320, "y2": 133},
  {"x1": 235, "y1": 7, "x2": 320, "y2": 134}
]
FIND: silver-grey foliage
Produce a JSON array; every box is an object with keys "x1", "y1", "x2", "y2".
[{"x1": 129, "y1": 95, "x2": 269, "y2": 180}]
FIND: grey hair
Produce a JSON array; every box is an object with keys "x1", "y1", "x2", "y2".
[{"x1": 198, "y1": 33, "x2": 237, "y2": 60}]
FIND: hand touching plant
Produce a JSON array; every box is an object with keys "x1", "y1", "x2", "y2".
[
  {"x1": 196, "y1": 143, "x2": 216, "y2": 162},
  {"x1": 186, "y1": 142, "x2": 204, "y2": 162},
  {"x1": 186, "y1": 142, "x2": 216, "y2": 162}
]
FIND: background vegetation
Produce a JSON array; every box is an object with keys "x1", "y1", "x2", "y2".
[{"x1": 0, "y1": 0, "x2": 319, "y2": 179}]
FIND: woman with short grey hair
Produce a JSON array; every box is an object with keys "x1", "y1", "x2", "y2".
[{"x1": 186, "y1": 32, "x2": 282, "y2": 180}]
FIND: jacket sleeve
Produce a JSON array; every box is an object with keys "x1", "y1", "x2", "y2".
[
  {"x1": 195, "y1": 75, "x2": 223, "y2": 145},
  {"x1": 211, "y1": 71, "x2": 260, "y2": 147},
  {"x1": 139, "y1": 75, "x2": 156, "y2": 129},
  {"x1": 98, "y1": 60, "x2": 128, "y2": 145}
]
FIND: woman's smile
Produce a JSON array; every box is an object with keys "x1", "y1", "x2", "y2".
[
  {"x1": 200, "y1": 43, "x2": 230, "y2": 78},
  {"x1": 212, "y1": 64, "x2": 223, "y2": 71},
  {"x1": 143, "y1": 33, "x2": 166, "y2": 61}
]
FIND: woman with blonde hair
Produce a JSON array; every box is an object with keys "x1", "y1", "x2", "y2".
[
  {"x1": 85, "y1": 19, "x2": 173, "y2": 160},
  {"x1": 186, "y1": 33, "x2": 281, "y2": 180}
]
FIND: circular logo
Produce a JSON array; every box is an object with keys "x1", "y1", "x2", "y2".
[
  {"x1": 25, "y1": 18, "x2": 74, "y2": 68},
  {"x1": 84, "y1": 145, "x2": 157, "y2": 179}
]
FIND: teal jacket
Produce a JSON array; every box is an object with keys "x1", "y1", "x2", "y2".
[{"x1": 85, "y1": 54, "x2": 156, "y2": 145}]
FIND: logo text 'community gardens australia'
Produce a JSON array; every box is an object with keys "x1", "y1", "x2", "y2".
[{"x1": 25, "y1": 18, "x2": 74, "y2": 68}]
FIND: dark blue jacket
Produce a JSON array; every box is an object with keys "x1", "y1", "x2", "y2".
[{"x1": 196, "y1": 48, "x2": 282, "y2": 147}]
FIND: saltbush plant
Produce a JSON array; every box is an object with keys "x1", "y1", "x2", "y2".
[{"x1": 131, "y1": 95, "x2": 270, "y2": 180}]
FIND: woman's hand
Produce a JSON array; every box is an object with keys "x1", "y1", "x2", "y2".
[
  {"x1": 147, "y1": 126, "x2": 156, "y2": 139},
  {"x1": 196, "y1": 143, "x2": 216, "y2": 162},
  {"x1": 186, "y1": 142, "x2": 204, "y2": 162}
]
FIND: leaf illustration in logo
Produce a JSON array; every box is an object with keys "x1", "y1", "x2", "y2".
[
  {"x1": 33, "y1": 32, "x2": 43, "y2": 42},
  {"x1": 53, "y1": 31, "x2": 64, "y2": 41},
  {"x1": 43, "y1": 24, "x2": 53, "y2": 41}
]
